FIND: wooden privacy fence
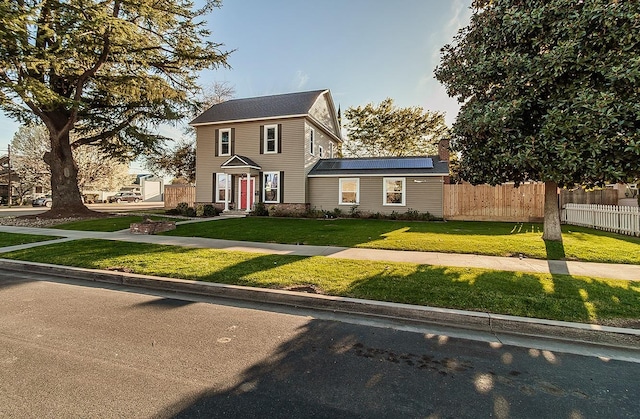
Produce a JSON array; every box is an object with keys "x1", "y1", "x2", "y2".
[
  {"x1": 560, "y1": 188, "x2": 618, "y2": 207},
  {"x1": 562, "y1": 203, "x2": 640, "y2": 236},
  {"x1": 443, "y1": 183, "x2": 545, "y2": 222},
  {"x1": 164, "y1": 185, "x2": 196, "y2": 209}
]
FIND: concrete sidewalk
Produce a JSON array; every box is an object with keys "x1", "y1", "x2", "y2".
[
  {"x1": 1, "y1": 224, "x2": 639, "y2": 280},
  {"x1": 2, "y1": 224, "x2": 639, "y2": 352}
]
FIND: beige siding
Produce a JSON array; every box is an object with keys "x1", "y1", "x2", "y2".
[
  {"x1": 195, "y1": 125, "x2": 217, "y2": 203},
  {"x1": 309, "y1": 92, "x2": 336, "y2": 133},
  {"x1": 195, "y1": 118, "x2": 307, "y2": 204},
  {"x1": 309, "y1": 176, "x2": 444, "y2": 217}
]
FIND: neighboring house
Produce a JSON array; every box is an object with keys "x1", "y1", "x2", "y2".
[{"x1": 191, "y1": 89, "x2": 449, "y2": 217}]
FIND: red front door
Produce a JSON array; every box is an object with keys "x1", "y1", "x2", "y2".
[{"x1": 239, "y1": 178, "x2": 255, "y2": 210}]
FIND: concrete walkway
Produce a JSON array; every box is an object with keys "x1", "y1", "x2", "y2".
[{"x1": 1, "y1": 224, "x2": 638, "y2": 280}]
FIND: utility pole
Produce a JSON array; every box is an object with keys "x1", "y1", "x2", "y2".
[{"x1": 7, "y1": 144, "x2": 11, "y2": 207}]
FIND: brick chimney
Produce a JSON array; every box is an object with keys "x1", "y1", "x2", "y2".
[{"x1": 438, "y1": 139, "x2": 450, "y2": 162}]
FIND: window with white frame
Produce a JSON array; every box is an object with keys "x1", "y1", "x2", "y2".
[
  {"x1": 263, "y1": 172, "x2": 280, "y2": 203},
  {"x1": 330, "y1": 143, "x2": 334, "y2": 158},
  {"x1": 383, "y1": 177, "x2": 406, "y2": 206},
  {"x1": 318, "y1": 145, "x2": 324, "y2": 158},
  {"x1": 264, "y1": 125, "x2": 278, "y2": 154},
  {"x1": 309, "y1": 128, "x2": 315, "y2": 155},
  {"x1": 216, "y1": 173, "x2": 231, "y2": 202},
  {"x1": 339, "y1": 178, "x2": 359, "y2": 205},
  {"x1": 219, "y1": 129, "x2": 231, "y2": 156}
]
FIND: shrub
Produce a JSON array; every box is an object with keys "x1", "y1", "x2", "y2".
[
  {"x1": 185, "y1": 207, "x2": 196, "y2": 217},
  {"x1": 251, "y1": 202, "x2": 270, "y2": 217},
  {"x1": 195, "y1": 204, "x2": 205, "y2": 217},
  {"x1": 175, "y1": 202, "x2": 189, "y2": 216},
  {"x1": 203, "y1": 204, "x2": 219, "y2": 217}
]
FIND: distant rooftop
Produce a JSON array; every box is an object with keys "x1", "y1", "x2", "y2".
[
  {"x1": 190, "y1": 90, "x2": 328, "y2": 125},
  {"x1": 308, "y1": 156, "x2": 449, "y2": 177}
]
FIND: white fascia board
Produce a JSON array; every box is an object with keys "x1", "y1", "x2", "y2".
[
  {"x1": 190, "y1": 114, "x2": 307, "y2": 127},
  {"x1": 306, "y1": 115, "x2": 343, "y2": 143}
]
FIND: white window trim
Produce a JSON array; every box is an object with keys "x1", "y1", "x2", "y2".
[
  {"x1": 309, "y1": 128, "x2": 315, "y2": 156},
  {"x1": 339, "y1": 178, "x2": 360, "y2": 205},
  {"x1": 218, "y1": 128, "x2": 231, "y2": 157},
  {"x1": 383, "y1": 177, "x2": 406, "y2": 206},
  {"x1": 264, "y1": 124, "x2": 278, "y2": 154},
  {"x1": 263, "y1": 171, "x2": 280, "y2": 203},
  {"x1": 330, "y1": 143, "x2": 334, "y2": 158},
  {"x1": 215, "y1": 173, "x2": 231, "y2": 203}
]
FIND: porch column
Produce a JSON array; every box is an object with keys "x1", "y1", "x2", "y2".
[
  {"x1": 224, "y1": 174, "x2": 230, "y2": 212},
  {"x1": 245, "y1": 171, "x2": 251, "y2": 212}
]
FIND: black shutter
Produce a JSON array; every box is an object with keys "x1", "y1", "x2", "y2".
[
  {"x1": 279, "y1": 171, "x2": 284, "y2": 203},
  {"x1": 214, "y1": 129, "x2": 219, "y2": 156},
  {"x1": 259, "y1": 125, "x2": 264, "y2": 154},
  {"x1": 277, "y1": 124, "x2": 282, "y2": 153},
  {"x1": 231, "y1": 128, "x2": 235, "y2": 155},
  {"x1": 258, "y1": 171, "x2": 263, "y2": 202},
  {"x1": 230, "y1": 175, "x2": 235, "y2": 205},
  {"x1": 212, "y1": 172, "x2": 217, "y2": 202}
]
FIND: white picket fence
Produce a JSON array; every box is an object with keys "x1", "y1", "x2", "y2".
[{"x1": 562, "y1": 203, "x2": 640, "y2": 236}]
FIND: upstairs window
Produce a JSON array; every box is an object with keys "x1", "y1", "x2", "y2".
[
  {"x1": 318, "y1": 145, "x2": 324, "y2": 158},
  {"x1": 264, "y1": 125, "x2": 277, "y2": 154},
  {"x1": 383, "y1": 177, "x2": 405, "y2": 206},
  {"x1": 218, "y1": 129, "x2": 231, "y2": 156},
  {"x1": 310, "y1": 128, "x2": 315, "y2": 155}
]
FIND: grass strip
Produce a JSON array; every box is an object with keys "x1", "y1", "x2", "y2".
[
  {"x1": 0, "y1": 232, "x2": 61, "y2": 247},
  {"x1": 162, "y1": 218, "x2": 640, "y2": 265},
  {"x1": 53, "y1": 216, "x2": 175, "y2": 232},
  {"x1": 2, "y1": 239, "x2": 638, "y2": 325}
]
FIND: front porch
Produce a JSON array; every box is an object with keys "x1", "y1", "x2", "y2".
[{"x1": 218, "y1": 155, "x2": 261, "y2": 213}]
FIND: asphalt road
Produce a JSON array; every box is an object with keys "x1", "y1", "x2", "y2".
[{"x1": 1, "y1": 271, "x2": 639, "y2": 419}]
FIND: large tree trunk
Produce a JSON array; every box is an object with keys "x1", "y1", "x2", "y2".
[
  {"x1": 542, "y1": 180, "x2": 562, "y2": 242},
  {"x1": 42, "y1": 128, "x2": 96, "y2": 219}
]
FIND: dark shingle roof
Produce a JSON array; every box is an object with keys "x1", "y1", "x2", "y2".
[
  {"x1": 308, "y1": 156, "x2": 449, "y2": 176},
  {"x1": 191, "y1": 90, "x2": 328, "y2": 125}
]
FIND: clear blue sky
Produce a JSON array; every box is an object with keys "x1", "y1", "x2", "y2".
[{"x1": 0, "y1": 0, "x2": 473, "y2": 155}]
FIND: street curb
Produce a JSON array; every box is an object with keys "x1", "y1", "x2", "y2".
[{"x1": 1, "y1": 258, "x2": 639, "y2": 350}]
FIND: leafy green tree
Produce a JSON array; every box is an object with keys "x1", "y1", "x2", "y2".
[
  {"x1": 435, "y1": 0, "x2": 640, "y2": 241},
  {"x1": 0, "y1": 0, "x2": 229, "y2": 217},
  {"x1": 343, "y1": 98, "x2": 448, "y2": 158}
]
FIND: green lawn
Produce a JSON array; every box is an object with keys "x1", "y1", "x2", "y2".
[
  {"x1": 162, "y1": 218, "x2": 640, "y2": 264},
  {"x1": 53, "y1": 215, "x2": 175, "y2": 232},
  {"x1": 1, "y1": 238, "x2": 638, "y2": 325},
  {"x1": 0, "y1": 232, "x2": 60, "y2": 247}
]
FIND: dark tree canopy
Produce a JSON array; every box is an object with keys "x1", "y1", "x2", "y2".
[
  {"x1": 0, "y1": 0, "x2": 229, "y2": 216},
  {"x1": 435, "y1": 0, "x2": 640, "y2": 240},
  {"x1": 343, "y1": 98, "x2": 448, "y2": 158},
  {"x1": 145, "y1": 81, "x2": 235, "y2": 183}
]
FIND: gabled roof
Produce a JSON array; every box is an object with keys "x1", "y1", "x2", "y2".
[
  {"x1": 308, "y1": 156, "x2": 449, "y2": 177},
  {"x1": 221, "y1": 155, "x2": 261, "y2": 170},
  {"x1": 190, "y1": 90, "x2": 329, "y2": 125}
]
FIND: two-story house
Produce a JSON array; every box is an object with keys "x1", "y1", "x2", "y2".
[{"x1": 191, "y1": 89, "x2": 449, "y2": 217}]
